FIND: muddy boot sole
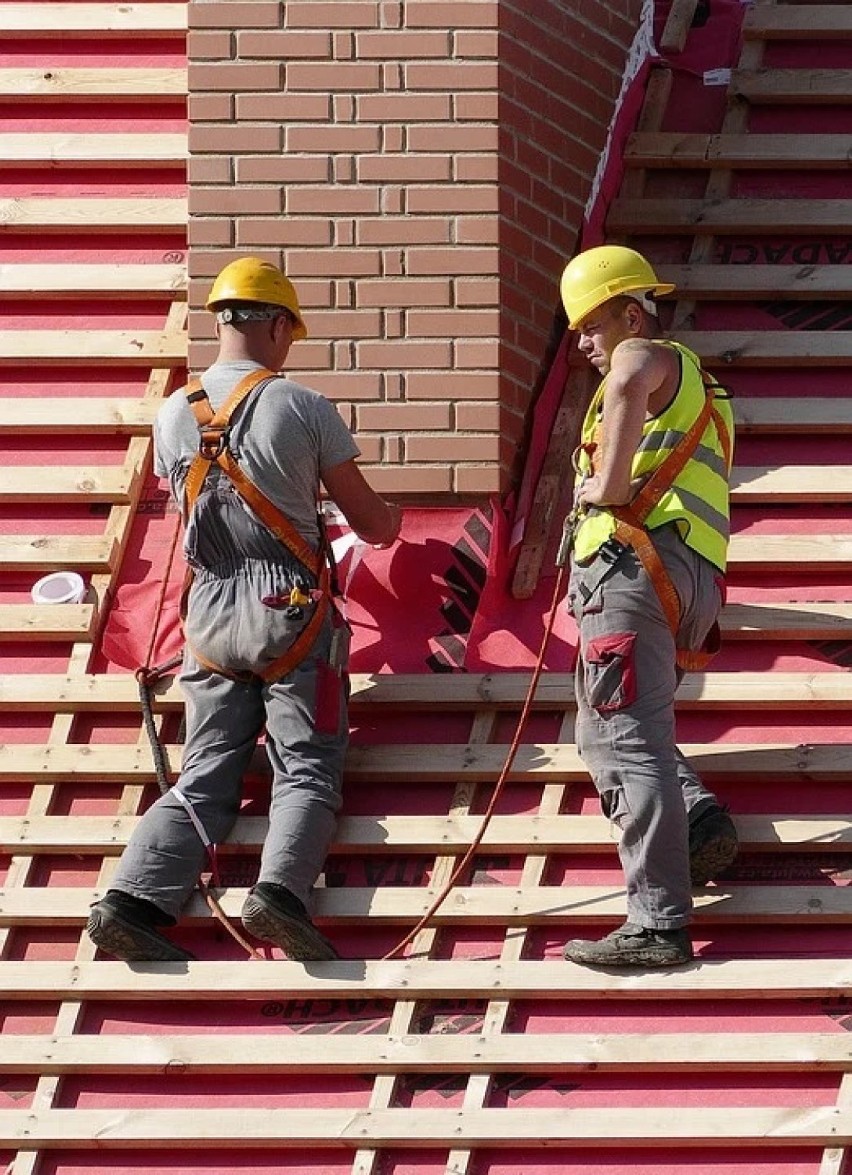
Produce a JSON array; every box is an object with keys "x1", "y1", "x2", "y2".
[
  {"x1": 690, "y1": 827, "x2": 739, "y2": 887},
  {"x1": 87, "y1": 905, "x2": 195, "y2": 963},
  {"x1": 241, "y1": 893, "x2": 339, "y2": 961}
]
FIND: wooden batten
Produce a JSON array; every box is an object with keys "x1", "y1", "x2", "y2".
[
  {"x1": 0, "y1": 133, "x2": 187, "y2": 167},
  {"x1": 626, "y1": 132, "x2": 852, "y2": 167},
  {"x1": 2, "y1": 1, "x2": 852, "y2": 1172},
  {"x1": 1, "y1": 3, "x2": 187, "y2": 36},
  {"x1": 0, "y1": 67, "x2": 187, "y2": 99},
  {"x1": 0, "y1": 263, "x2": 186, "y2": 299}
]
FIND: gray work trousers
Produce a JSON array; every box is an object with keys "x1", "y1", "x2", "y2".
[
  {"x1": 111, "y1": 615, "x2": 348, "y2": 920},
  {"x1": 568, "y1": 523, "x2": 723, "y2": 930}
]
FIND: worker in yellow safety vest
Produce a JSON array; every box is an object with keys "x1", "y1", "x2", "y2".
[{"x1": 558, "y1": 245, "x2": 738, "y2": 969}]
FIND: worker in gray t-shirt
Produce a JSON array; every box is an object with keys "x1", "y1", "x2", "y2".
[{"x1": 87, "y1": 257, "x2": 401, "y2": 965}]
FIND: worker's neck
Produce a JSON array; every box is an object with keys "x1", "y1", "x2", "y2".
[{"x1": 216, "y1": 340, "x2": 276, "y2": 368}]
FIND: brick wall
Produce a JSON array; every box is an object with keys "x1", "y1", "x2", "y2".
[{"x1": 187, "y1": 0, "x2": 642, "y2": 497}]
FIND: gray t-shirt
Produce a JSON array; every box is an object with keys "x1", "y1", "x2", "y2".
[{"x1": 154, "y1": 360, "x2": 359, "y2": 552}]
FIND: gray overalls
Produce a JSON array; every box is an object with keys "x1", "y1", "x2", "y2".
[
  {"x1": 569, "y1": 522, "x2": 724, "y2": 930},
  {"x1": 111, "y1": 442, "x2": 348, "y2": 921}
]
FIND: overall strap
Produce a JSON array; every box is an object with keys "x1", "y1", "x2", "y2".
[
  {"x1": 183, "y1": 370, "x2": 320, "y2": 576},
  {"x1": 180, "y1": 370, "x2": 335, "y2": 682}
]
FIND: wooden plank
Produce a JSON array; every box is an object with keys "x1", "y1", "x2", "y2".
[
  {"x1": 1, "y1": 4, "x2": 187, "y2": 35},
  {"x1": 0, "y1": 67, "x2": 186, "y2": 100},
  {"x1": 0, "y1": 263, "x2": 186, "y2": 299},
  {"x1": 730, "y1": 533, "x2": 852, "y2": 566},
  {"x1": 0, "y1": 466, "x2": 131, "y2": 505},
  {"x1": 0, "y1": 596, "x2": 836, "y2": 653},
  {"x1": 658, "y1": 265, "x2": 852, "y2": 300},
  {"x1": 510, "y1": 359, "x2": 593, "y2": 600},
  {"x1": 744, "y1": 7, "x2": 852, "y2": 40},
  {"x1": 0, "y1": 197, "x2": 186, "y2": 232},
  {"x1": 0, "y1": 742, "x2": 847, "y2": 785},
  {"x1": 1, "y1": 957, "x2": 848, "y2": 1001},
  {"x1": 0, "y1": 812, "x2": 845, "y2": 855},
  {"x1": 3, "y1": 884, "x2": 850, "y2": 926},
  {"x1": 679, "y1": 331, "x2": 852, "y2": 366},
  {"x1": 0, "y1": 536, "x2": 116, "y2": 573},
  {"x1": 0, "y1": 1105, "x2": 850, "y2": 1148},
  {"x1": 0, "y1": 672, "x2": 850, "y2": 714},
  {"x1": 722, "y1": 602, "x2": 852, "y2": 640},
  {"x1": 0, "y1": 596, "x2": 839, "y2": 645},
  {"x1": 0, "y1": 399, "x2": 159, "y2": 434},
  {"x1": 5, "y1": 1031, "x2": 851, "y2": 1076},
  {"x1": 0, "y1": 331, "x2": 186, "y2": 367},
  {"x1": 733, "y1": 399, "x2": 852, "y2": 433},
  {"x1": 608, "y1": 198, "x2": 852, "y2": 235},
  {"x1": 0, "y1": 605, "x2": 96, "y2": 642},
  {"x1": 0, "y1": 133, "x2": 186, "y2": 168},
  {"x1": 626, "y1": 132, "x2": 852, "y2": 168},
  {"x1": 658, "y1": 0, "x2": 700, "y2": 54},
  {"x1": 734, "y1": 69, "x2": 852, "y2": 104},
  {"x1": 731, "y1": 466, "x2": 852, "y2": 503}
]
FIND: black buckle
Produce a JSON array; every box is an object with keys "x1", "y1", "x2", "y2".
[{"x1": 599, "y1": 538, "x2": 626, "y2": 565}]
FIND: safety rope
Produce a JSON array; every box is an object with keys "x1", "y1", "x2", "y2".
[
  {"x1": 139, "y1": 492, "x2": 568, "y2": 964},
  {"x1": 381, "y1": 561, "x2": 567, "y2": 961},
  {"x1": 136, "y1": 507, "x2": 263, "y2": 960}
]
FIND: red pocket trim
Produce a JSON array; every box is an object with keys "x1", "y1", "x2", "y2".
[{"x1": 585, "y1": 631, "x2": 637, "y2": 712}]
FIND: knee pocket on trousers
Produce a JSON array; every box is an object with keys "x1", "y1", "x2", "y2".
[{"x1": 584, "y1": 631, "x2": 636, "y2": 713}]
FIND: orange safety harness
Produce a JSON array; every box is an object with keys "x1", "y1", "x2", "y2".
[
  {"x1": 585, "y1": 369, "x2": 733, "y2": 672},
  {"x1": 182, "y1": 367, "x2": 334, "y2": 682}
]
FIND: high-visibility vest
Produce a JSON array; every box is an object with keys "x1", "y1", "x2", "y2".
[{"x1": 573, "y1": 340, "x2": 734, "y2": 573}]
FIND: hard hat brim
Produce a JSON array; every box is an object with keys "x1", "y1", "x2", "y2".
[{"x1": 569, "y1": 281, "x2": 677, "y2": 330}]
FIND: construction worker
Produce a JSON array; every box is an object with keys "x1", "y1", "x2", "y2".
[
  {"x1": 87, "y1": 257, "x2": 401, "y2": 963},
  {"x1": 559, "y1": 244, "x2": 738, "y2": 969}
]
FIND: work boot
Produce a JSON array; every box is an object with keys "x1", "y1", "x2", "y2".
[
  {"x1": 689, "y1": 804, "x2": 739, "y2": 886},
  {"x1": 87, "y1": 891, "x2": 195, "y2": 963},
  {"x1": 563, "y1": 922, "x2": 693, "y2": 969},
  {"x1": 241, "y1": 882, "x2": 339, "y2": 961}
]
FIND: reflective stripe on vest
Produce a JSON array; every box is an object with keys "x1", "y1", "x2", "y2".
[{"x1": 572, "y1": 340, "x2": 734, "y2": 573}]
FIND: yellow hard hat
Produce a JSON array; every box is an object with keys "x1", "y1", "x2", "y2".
[
  {"x1": 206, "y1": 257, "x2": 307, "y2": 341},
  {"x1": 560, "y1": 245, "x2": 675, "y2": 330}
]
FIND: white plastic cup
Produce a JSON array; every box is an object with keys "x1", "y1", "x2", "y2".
[{"x1": 31, "y1": 571, "x2": 87, "y2": 605}]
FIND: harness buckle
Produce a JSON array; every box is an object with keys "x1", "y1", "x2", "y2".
[
  {"x1": 599, "y1": 538, "x2": 626, "y2": 565},
  {"x1": 198, "y1": 427, "x2": 229, "y2": 460}
]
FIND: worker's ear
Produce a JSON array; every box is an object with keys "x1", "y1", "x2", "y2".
[{"x1": 624, "y1": 299, "x2": 644, "y2": 335}]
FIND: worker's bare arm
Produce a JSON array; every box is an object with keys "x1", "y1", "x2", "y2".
[
  {"x1": 578, "y1": 340, "x2": 675, "y2": 507},
  {"x1": 321, "y1": 458, "x2": 402, "y2": 547}
]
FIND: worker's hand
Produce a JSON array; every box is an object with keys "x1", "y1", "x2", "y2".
[
  {"x1": 576, "y1": 475, "x2": 608, "y2": 507},
  {"x1": 373, "y1": 502, "x2": 403, "y2": 549},
  {"x1": 577, "y1": 473, "x2": 637, "y2": 508}
]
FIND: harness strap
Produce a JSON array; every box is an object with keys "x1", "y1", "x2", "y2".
[
  {"x1": 185, "y1": 577, "x2": 332, "y2": 684},
  {"x1": 596, "y1": 372, "x2": 730, "y2": 671},
  {"x1": 181, "y1": 370, "x2": 333, "y2": 683},
  {"x1": 184, "y1": 370, "x2": 320, "y2": 575}
]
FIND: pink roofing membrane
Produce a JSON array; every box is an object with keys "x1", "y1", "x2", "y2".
[{"x1": 1, "y1": 0, "x2": 851, "y2": 1172}]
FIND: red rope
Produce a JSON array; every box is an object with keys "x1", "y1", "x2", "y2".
[{"x1": 382, "y1": 563, "x2": 567, "y2": 960}]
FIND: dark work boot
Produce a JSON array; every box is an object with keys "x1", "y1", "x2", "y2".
[
  {"x1": 689, "y1": 804, "x2": 739, "y2": 886},
  {"x1": 241, "y1": 882, "x2": 339, "y2": 961},
  {"x1": 563, "y1": 922, "x2": 693, "y2": 969},
  {"x1": 87, "y1": 890, "x2": 195, "y2": 963}
]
